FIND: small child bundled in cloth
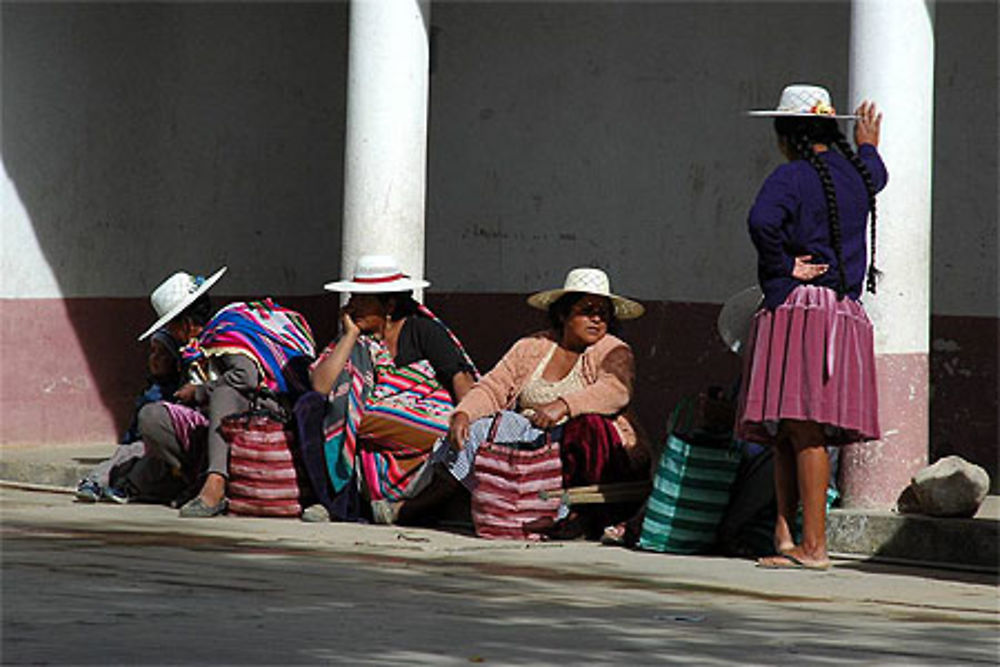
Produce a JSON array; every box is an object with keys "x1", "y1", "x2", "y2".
[{"x1": 75, "y1": 329, "x2": 184, "y2": 503}]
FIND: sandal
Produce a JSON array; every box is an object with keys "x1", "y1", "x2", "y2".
[
  {"x1": 757, "y1": 552, "x2": 831, "y2": 571},
  {"x1": 543, "y1": 512, "x2": 586, "y2": 541},
  {"x1": 178, "y1": 496, "x2": 229, "y2": 518},
  {"x1": 371, "y1": 499, "x2": 399, "y2": 525},
  {"x1": 600, "y1": 510, "x2": 644, "y2": 548}
]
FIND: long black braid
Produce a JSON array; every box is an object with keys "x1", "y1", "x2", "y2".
[
  {"x1": 777, "y1": 117, "x2": 848, "y2": 299},
  {"x1": 794, "y1": 132, "x2": 848, "y2": 298},
  {"x1": 775, "y1": 116, "x2": 881, "y2": 298},
  {"x1": 833, "y1": 135, "x2": 881, "y2": 293}
]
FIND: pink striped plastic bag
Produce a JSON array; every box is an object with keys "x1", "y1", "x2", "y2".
[{"x1": 470, "y1": 414, "x2": 563, "y2": 540}]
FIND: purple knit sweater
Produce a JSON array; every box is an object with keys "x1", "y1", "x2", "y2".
[{"x1": 748, "y1": 144, "x2": 888, "y2": 310}]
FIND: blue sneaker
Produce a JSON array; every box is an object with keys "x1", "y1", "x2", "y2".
[
  {"x1": 75, "y1": 480, "x2": 101, "y2": 503},
  {"x1": 103, "y1": 486, "x2": 130, "y2": 504}
]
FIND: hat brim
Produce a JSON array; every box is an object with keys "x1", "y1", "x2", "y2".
[
  {"x1": 527, "y1": 289, "x2": 645, "y2": 320},
  {"x1": 137, "y1": 266, "x2": 227, "y2": 341},
  {"x1": 747, "y1": 110, "x2": 857, "y2": 119},
  {"x1": 323, "y1": 277, "x2": 430, "y2": 294},
  {"x1": 717, "y1": 285, "x2": 764, "y2": 354}
]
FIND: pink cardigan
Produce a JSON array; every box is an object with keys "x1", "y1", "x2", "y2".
[{"x1": 456, "y1": 332, "x2": 648, "y2": 460}]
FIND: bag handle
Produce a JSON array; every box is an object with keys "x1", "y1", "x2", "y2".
[
  {"x1": 486, "y1": 412, "x2": 503, "y2": 442},
  {"x1": 667, "y1": 396, "x2": 697, "y2": 436},
  {"x1": 484, "y1": 411, "x2": 556, "y2": 451},
  {"x1": 244, "y1": 387, "x2": 290, "y2": 424}
]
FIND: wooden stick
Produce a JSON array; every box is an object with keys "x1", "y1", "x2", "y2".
[{"x1": 539, "y1": 480, "x2": 651, "y2": 505}]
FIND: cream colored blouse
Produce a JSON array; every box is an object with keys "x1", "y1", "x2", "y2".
[{"x1": 518, "y1": 342, "x2": 585, "y2": 421}]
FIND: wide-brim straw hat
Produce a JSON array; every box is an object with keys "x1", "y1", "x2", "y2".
[
  {"x1": 138, "y1": 266, "x2": 227, "y2": 341},
  {"x1": 748, "y1": 84, "x2": 856, "y2": 119},
  {"x1": 323, "y1": 254, "x2": 430, "y2": 294},
  {"x1": 717, "y1": 285, "x2": 763, "y2": 355},
  {"x1": 527, "y1": 268, "x2": 645, "y2": 320}
]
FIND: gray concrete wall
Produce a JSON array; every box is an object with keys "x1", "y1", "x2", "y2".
[
  {"x1": 426, "y1": 1, "x2": 997, "y2": 318},
  {"x1": 1, "y1": 2, "x2": 995, "y2": 473},
  {"x1": 2, "y1": 2, "x2": 348, "y2": 299},
  {"x1": 3, "y1": 1, "x2": 994, "y2": 315},
  {"x1": 930, "y1": 0, "x2": 998, "y2": 318},
  {"x1": 427, "y1": 1, "x2": 852, "y2": 303}
]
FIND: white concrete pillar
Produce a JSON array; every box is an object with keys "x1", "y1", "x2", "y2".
[
  {"x1": 341, "y1": 0, "x2": 430, "y2": 296},
  {"x1": 841, "y1": 0, "x2": 935, "y2": 508}
]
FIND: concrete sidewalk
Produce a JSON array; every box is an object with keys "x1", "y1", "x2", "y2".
[
  {"x1": 2, "y1": 441, "x2": 998, "y2": 573},
  {"x1": 3, "y1": 486, "x2": 998, "y2": 623}
]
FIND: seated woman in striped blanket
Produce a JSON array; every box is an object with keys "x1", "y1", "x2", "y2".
[
  {"x1": 136, "y1": 266, "x2": 317, "y2": 518},
  {"x1": 434, "y1": 268, "x2": 653, "y2": 540},
  {"x1": 295, "y1": 255, "x2": 478, "y2": 524}
]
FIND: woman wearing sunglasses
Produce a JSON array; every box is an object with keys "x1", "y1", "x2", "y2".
[{"x1": 433, "y1": 267, "x2": 652, "y2": 539}]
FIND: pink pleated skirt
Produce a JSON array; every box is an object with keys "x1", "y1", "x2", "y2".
[{"x1": 736, "y1": 285, "x2": 880, "y2": 446}]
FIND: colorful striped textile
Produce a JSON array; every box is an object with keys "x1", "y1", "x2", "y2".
[
  {"x1": 183, "y1": 299, "x2": 316, "y2": 396},
  {"x1": 315, "y1": 306, "x2": 478, "y2": 502}
]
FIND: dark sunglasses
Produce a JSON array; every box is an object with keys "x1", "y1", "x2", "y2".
[{"x1": 570, "y1": 301, "x2": 612, "y2": 320}]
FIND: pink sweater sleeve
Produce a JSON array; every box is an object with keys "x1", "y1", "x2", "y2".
[{"x1": 560, "y1": 339, "x2": 634, "y2": 417}]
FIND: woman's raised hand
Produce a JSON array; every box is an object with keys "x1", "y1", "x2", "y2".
[
  {"x1": 174, "y1": 383, "x2": 199, "y2": 405},
  {"x1": 447, "y1": 411, "x2": 470, "y2": 451},
  {"x1": 854, "y1": 101, "x2": 882, "y2": 148},
  {"x1": 792, "y1": 255, "x2": 829, "y2": 282},
  {"x1": 341, "y1": 310, "x2": 361, "y2": 339}
]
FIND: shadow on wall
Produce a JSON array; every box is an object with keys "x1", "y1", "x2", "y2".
[
  {"x1": 427, "y1": 293, "x2": 742, "y2": 449},
  {"x1": 2, "y1": 3, "x2": 348, "y2": 438}
]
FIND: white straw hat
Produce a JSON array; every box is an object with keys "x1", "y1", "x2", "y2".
[
  {"x1": 323, "y1": 254, "x2": 430, "y2": 294},
  {"x1": 717, "y1": 285, "x2": 763, "y2": 355},
  {"x1": 527, "y1": 268, "x2": 645, "y2": 320},
  {"x1": 138, "y1": 266, "x2": 227, "y2": 341},
  {"x1": 748, "y1": 84, "x2": 856, "y2": 119}
]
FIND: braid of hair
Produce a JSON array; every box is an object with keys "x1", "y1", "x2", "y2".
[
  {"x1": 793, "y1": 132, "x2": 847, "y2": 298},
  {"x1": 834, "y1": 135, "x2": 881, "y2": 294}
]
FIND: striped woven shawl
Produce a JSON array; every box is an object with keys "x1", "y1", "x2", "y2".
[
  {"x1": 319, "y1": 306, "x2": 478, "y2": 501},
  {"x1": 183, "y1": 299, "x2": 316, "y2": 396}
]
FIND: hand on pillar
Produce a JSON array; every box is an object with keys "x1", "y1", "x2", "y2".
[{"x1": 854, "y1": 101, "x2": 882, "y2": 148}]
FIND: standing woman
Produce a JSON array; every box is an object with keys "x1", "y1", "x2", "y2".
[{"x1": 738, "y1": 85, "x2": 887, "y2": 569}]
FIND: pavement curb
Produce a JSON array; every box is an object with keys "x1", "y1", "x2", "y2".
[
  {"x1": 828, "y1": 509, "x2": 999, "y2": 572},
  {"x1": 2, "y1": 444, "x2": 997, "y2": 574}
]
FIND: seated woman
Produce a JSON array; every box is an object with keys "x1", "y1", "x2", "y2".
[
  {"x1": 297, "y1": 254, "x2": 477, "y2": 523},
  {"x1": 137, "y1": 267, "x2": 316, "y2": 518},
  {"x1": 440, "y1": 267, "x2": 652, "y2": 539}
]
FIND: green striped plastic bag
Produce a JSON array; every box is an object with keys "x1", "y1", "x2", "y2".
[{"x1": 639, "y1": 400, "x2": 742, "y2": 554}]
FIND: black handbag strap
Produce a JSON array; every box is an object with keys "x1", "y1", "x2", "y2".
[{"x1": 486, "y1": 412, "x2": 503, "y2": 442}]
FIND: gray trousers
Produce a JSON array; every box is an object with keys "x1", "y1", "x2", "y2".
[{"x1": 139, "y1": 354, "x2": 265, "y2": 481}]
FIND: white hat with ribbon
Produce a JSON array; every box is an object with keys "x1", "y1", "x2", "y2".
[
  {"x1": 527, "y1": 267, "x2": 645, "y2": 320},
  {"x1": 138, "y1": 266, "x2": 227, "y2": 341},
  {"x1": 748, "y1": 84, "x2": 856, "y2": 119},
  {"x1": 323, "y1": 254, "x2": 430, "y2": 294}
]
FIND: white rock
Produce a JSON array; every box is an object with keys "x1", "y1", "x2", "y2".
[{"x1": 907, "y1": 456, "x2": 990, "y2": 518}]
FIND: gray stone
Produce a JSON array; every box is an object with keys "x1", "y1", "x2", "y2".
[{"x1": 901, "y1": 455, "x2": 990, "y2": 518}]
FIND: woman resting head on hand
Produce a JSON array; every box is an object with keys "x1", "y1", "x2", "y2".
[{"x1": 297, "y1": 254, "x2": 478, "y2": 525}]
